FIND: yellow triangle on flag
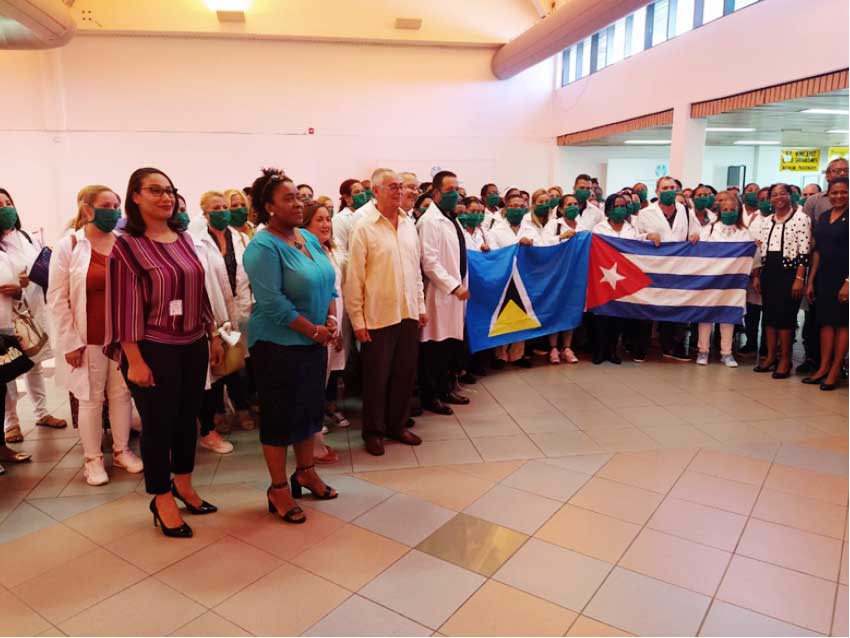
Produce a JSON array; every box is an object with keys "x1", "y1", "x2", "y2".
[{"x1": 489, "y1": 299, "x2": 541, "y2": 337}]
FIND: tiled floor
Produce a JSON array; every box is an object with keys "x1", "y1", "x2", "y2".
[{"x1": 0, "y1": 357, "x2": 848, "y2": 637}]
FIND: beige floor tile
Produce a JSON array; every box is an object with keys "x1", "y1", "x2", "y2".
[
  {"x1": 753, "y1": 488, "x2": 847, "y2": 540},
  {"x1": 223, "y1": 506, "x2": 346, "y2": 560},
  {"x1": 357, "y1": 466, "x2": 441, "y2": 492},
  {"x1": 586, "y1": 428, "x2": 659, "y2": 452},
  {"x1": 214, "y1": 563, "x2": 349, "y2": 636},
  {"x1": 717, "y1": 555, "x2": 836, "y2": 634},
  {"x1": 529, "y1": 430, "x2": 603, "y2": 456},
  {"x1": 0, "y1": 588, "x2": 51, "y2": 635},
  {"x1": 414, "y1": 439, "x2": 484, "y2": 467},
  {"x1": 502, "y1": 460, "x2": 591, "y2": 502},
  {"x1": 59, "y1": 577, "x2": 205, "y2": 637},
  {"x1": 596, "y1": 449, "x2": 694, "y2": 494},
  {"x1": 13, "y1": 548, "x2": 145, "y2": 624},
  {"x1": 535, "y1": 504, "x2": 640, "y2": 563},
  {"x1": 620, "y1": 528, "x2": 731, "y2": 596},
  {"x1": 616, "y1": 405, "x2": 684, "y2": 428},
  {"x1": 351, "y1": 442, "x2": 419, "y2": 472},
  {"x1": 514, "y1": 412, "x2": 581, "y2": 435},
  {"x1": 737, "y1": 518, "x2": 843, "y2": 581},
  {"x1": 417, "y1": 513, "x2": 527, "y2": 577},
  {"x1": 440, "y1": 580, "x2": 576, "y2": 637},
  {"x1": 463, "y1": 484, "x2": 561, "y2": 535},
  {"x1": 444, "y1": 460, "x2": 524, "y2": 482},
  {"x1": 567, "y1": 616, "x2": 633, "y2": 636},
  {"x1": 414, "y1": 419, "x2": 471, "y2": 441},
  {"x1": 700, "y1": 600, "x2": 822, "y2": 637},
  {"x1": 566, "y1": 408, "x2": 629, "y2": 430},
  {"x1": 542, "y1": 453, "x2": 613, "y2": 475},
  {"x1": 170, "y1": 611, "x2": 251, "y2": 636},
  {"x1": 459, "y1": 414, "x2": 524, "y2": 438},
  {"x1": 764, "y1": 464, "x2": 850, "y2": 505},
  {"x1": 402, "y1": 468, "x2": 493, "y2": 511},
  {"x1": 354, "y1": 493, "x2": 455, "y2": 547},
  {"x1": 670, "y1": 471, "x2": 760, "y2": 515},
  {"x1": 689, "y1": 448, "x2": 772, "y2": 486},
  {"x1": 63, "y1": 492, "x2": 151, "y2": 545},
  {"x1": 648, "y1": 497, "x2": 746, "y2": 551},
  {"x1": 841, "y1": 542, "x2": 848, "y2": 586},
  {"x1": 834, "y1": 584, "x2": 848, "y2": 637},
  {"x1": 471, "y1": 434, "x2": 543, "y2": 461},
  {"x1": 642, "y1": 424, "x2": 722, "y2": 448},
  {"x1": 292, "y1": 524, "x2": 408, "y2": 590},
  {"x1": 105, "y1": 523, "x2": 227, "y2": 573},
  {"x1": 303, "y1": 594, "x2": 431, "y2": 636},
  {"x1": 693, "y1": 420, "x2": 779, "y2": 445},
  {"x1": 0, "y1": 523, "x2": 97, "y2": 588},
  {"x1": 157, "y1": 536, "x2": 282, "y2": 608},
  {"x1": 568, "y1": 477, "x2": 663, "y2": 525}
]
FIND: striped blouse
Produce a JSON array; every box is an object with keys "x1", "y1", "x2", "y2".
[{"x1": 105, "y1": 232, "x2": 213, "y2": 355}]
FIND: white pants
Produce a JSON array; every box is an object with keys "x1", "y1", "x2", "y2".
[
  {"x1": 495, "y1": 341, "x2": 525, "y2": 362},
  {"x1": 77, "y1": 346, "x2": 133, "y2": 459},
  {"x1": 5, "y1": 361, "x2": 48, "y2": 431},
  {"x1": 698, "y1": 323, "x2": 734, "y2": 356}
]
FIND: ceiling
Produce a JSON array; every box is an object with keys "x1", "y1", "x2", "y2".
[{"x1": 569, "y1": 89, "x2": 849, "y2": 147}]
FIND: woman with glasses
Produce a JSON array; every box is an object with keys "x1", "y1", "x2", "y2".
[{"x1": 105, "y1": 167, "x2": 224, "y2": 538}]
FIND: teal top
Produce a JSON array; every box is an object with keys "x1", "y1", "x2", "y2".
[{"x1": 243, "y1": 229, "x2": 337, "y2": 347}]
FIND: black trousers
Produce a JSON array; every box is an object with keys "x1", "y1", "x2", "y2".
[
  {"x1": 360, "y1": 320, "x2": 418, "y2": 439},
  {"x1": 122, "y1": 339, "x2": 208, "y2": 495},
  {"x1": 198, "y1": 371, "x2": 249, "y2": 436},
  {"x1": 593, "y1": 314, "x2": 623, "y2": 357},
  {"x1": 623, "y1": 319, "x2": 651, "y2": 357},
  {"x1": 419, "y1": 338, "x2": 462, "y2": 405},
  {"x1": 802, "y1": 305, "x2": 821, "y2": 366},
  {"x1": 659, "y1": 321, "x2": 686, "y2": 352}
]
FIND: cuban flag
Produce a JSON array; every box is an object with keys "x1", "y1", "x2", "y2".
[{"x1": 586, "y1": 235, "x2": 757, "y2": 324}]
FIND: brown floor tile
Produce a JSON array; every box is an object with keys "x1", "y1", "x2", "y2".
[
  {"x1": 63, "y1": 493, "x2": 151, "y2": 545},
  {"x1": 569, "y1": 477, "x2": 663, "y2": 525},
  {"x1": 0, "y1": 523, "x2": 97, "y2": 588},
  {"x1": 535, "y1": 504, "x2": 640, "y2": 563},
  {"x1": 105, "y1": 522, "x2": 227, "y2": 573},
  {"x1": 222, "y1": 507, "x2": 346, "y2": 560},
  {"x1": 292, "y1": 524, "x2": 408, "y2": 590},
  {"x1": 566, "y1": 615, "x2": 633, "y2": 636},
  {"x1": 170, "y1": 611, "x2": 252, "y2": 636},
  {"x1": 834, "y1": 584, "x2": 848, "y2": 636},
  {"x1": 648, "y1": 497, "x2": 746, "y2": 551},
  {"x1": 440, "y1": 580, "x2": 576, "y2": 637},
  {"x1": 670, "y1": 470, "x2": 760, "y2": 515},
  {"x1": 0, "y1": 588, "x2": 51, "y2": 635}
]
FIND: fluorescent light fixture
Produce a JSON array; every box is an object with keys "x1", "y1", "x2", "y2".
[
  {"x1": 623, "y1": 140, "x2": 671, "y2": 145},
  {"x1": 205, "y1": 0, "x2": 250, "y2": 10},
  {"x1": 827, "y1": 129, "x2": 849, "y2": 134},
  {"x1": 734, "y1": 140, "x2": 779, "y2": 145},
  {"x1": 800, "y1": 108, "x2": 849, "y2": 115},
  {"x1": 706, "y1": 127, "x2": 756, "y2": 132}
]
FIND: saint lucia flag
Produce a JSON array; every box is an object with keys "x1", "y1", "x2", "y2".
[{"x1": 466, "y1": 232, "x2": 591, "y2": 353}]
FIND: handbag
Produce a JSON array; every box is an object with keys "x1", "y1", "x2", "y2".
[
  {"x1": 210, "y1": 323, "x2": 247, "y2": 377},
  {"x1": 0, "y1": 335, "x2": 34, "y2": 384},
  {"x1": 13, "y1": 299, "x2": 48, "y2": 358},
  {"x1": 28, "y1": 246, "x2": 52, "y2": 291}
]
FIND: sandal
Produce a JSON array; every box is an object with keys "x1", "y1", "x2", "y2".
[
  {"x1": 267, "y1": 483, "x2": 306, "y2": 524},
  {"x1": 0, "y1": 446, "x2": 31, "y2": 463},
  {"x1": 36, "y1": 415, "x2": 67, "y2": 429},
  {"x1": 290, "y1": 465, "x2": 338, "y2": 500},
  {"x1": 4, "y1": 425, "x2": 23, "y2": 443},
  {"x1": 315, "y1": 445, "x2": 339, "y2": 465}
]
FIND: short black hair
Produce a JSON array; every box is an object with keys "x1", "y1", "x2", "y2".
[
  {"x1": 574, "y1": 174, "x2": 592, "y2": 185},
  {"x1": 504, "y1": 192, "x2": 524, "y2": 206},
  {"x1": 480, "y1": 183, "x2": 497, "y2": 199},
  {"x1": 414, "y1": 192, "x2": 433, "y2": 211},
  {"x1": 124, "y1": 167, "x2": 182, "y2": 237},
  {"x1": 432, "y1": 171, "x2": 457, "y2": 193},
  {"x1": 463, "y1": 196, "x2": 483, "y2": 207},
  {"x1": 250, "y1": 168, "x2": 294, "y2": 225},
  {"x1": 297, "y1": 183, "x2": 314, "y2": 194},
  {"x1": 420, "y1": 182, "x2": 432, "y2": 193},
  {"x1": 0, "y1": 188, "x2": 21, "y2": 230},
  {"x1": 604, "y1": 192, "x2": 627, "y2": 217},
  {"x1": 827, "y1": 177, "x2": 849, "y2": 192}
]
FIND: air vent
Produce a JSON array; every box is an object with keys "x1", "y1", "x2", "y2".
[{"x1": 394, "y1": 17, "x2": 421, "y2": 30}]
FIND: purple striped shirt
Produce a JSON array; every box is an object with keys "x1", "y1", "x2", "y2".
[{"x1": 105, "y1": 233, "x2": 213, "y2": 356}]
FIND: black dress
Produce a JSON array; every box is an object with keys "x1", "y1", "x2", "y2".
[
  {"x1": 813, "y1": 209, "x2": 849, "y2": 327},
  {"x1": 760, "y1": 211, "x2": 808, "y2": 330}
]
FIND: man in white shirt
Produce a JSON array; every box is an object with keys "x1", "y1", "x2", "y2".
[
  {"x1": 344, "y1": 168, "x2": 427, "y2": 456},
  {"x1": 400, "y1": 172, "x2": 419, "y2": 214},
  {"x1": 418, "y1": 170, "x2": 470, "y2": 415}
]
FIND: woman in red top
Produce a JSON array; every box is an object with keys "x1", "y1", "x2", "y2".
[{"x1": 106, "y1": 167, "x2": 223, "y2": 538}]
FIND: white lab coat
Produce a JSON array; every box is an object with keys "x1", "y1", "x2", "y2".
[
  {"x1": 636, "y1": 202, "x2": 690, "y2": 242},
  {"x1": 326, "y1": 247, "x2": 349, "y2": 372},
  {"x1": 592, "y1": 219, "x2": 641, "y2": 239},
  {"x1": 517, "y1": 218, "x2": 552, "y2": 246},
  {"x1": 743, "y1": 212, "x2": 766, "y2": 305},
  {"x1": 699, "y1": 222, "x2": 753, "y2": 243},
  {"x1": 579, "y1": 203, "x2": 605, "y2": 230},
  {"x1": 462, "y1": 227, "x2": 490, "y2": 252},
  {"x1": 418, "y1": 203, "x2": 466, "y2": 343},
  {"x1": 483, "y1": 209, "x2": 503, "y2": 231},
  {"x1": 543, "y1": 217, "x2": 587, "y2": 244},
  {"x1": 688, "y1": 209, "x2": 717, "y2": 236},
  {"x1": 489, "y1": 220, "x2": 521, "y2": 249},
  {"x1": 0, "y1": 252, "x2": 18, "y2": 334},
  {"x1": 333, "y1": 206, "x2": 364, "y2": 252}
]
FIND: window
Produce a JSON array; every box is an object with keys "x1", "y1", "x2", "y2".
[{"x1": 560, "y1": 0, "x2": 761, "y2": 86}]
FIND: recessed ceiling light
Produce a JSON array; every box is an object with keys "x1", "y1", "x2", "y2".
[
  {"x1": 800, "y1": 108, "x2": 849, "y2": 115},
  {"x1": 205, "y1": 0, "x2": 250, "y2": 10},
  {"x1": 623, "y1": 140, "x2": 671, "y2": 145},
  {"x1": 734, "y1": 140, "x2": 780, "y2": 145},
  {"x1": 827, "y1": 129, "x2": 849, "y2": 134},
  {"x1": 706, "y1": 127, "x2": 756, "y2": 132}
]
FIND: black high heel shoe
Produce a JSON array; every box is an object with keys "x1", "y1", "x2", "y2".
[
  {"x1": 820, "y1": 381, "x2": 839, "y2": 391},
  {"x1": 149, "y1": 497, "x2": 193, "y2": 538},
  {"x1": 753, "y1": 360, "x2": 777, "y2": 373},
  {"x1": 290, "y1": 465, "x2": 338, "y2": 500},
  {"x1": 171, "y1": 481, "x2": 217, "y2": 515},
  {"x1": 801, "y1": 374, "x2": 827, "y2": 385},
  {"x1": 267, "y1": 483, "x2": 306, "y2": 524}
]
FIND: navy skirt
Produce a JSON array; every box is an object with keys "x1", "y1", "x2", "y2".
[{"x1": 250, "y1": 341, "x2": 327, "y2": 447}]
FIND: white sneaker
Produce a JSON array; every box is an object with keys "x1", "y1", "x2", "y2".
[
  {"x1": 548, "y1": 348, "x2": 561, "y2": 364},
  {"x1": 696, "y1": 352, "x2": 709, "y2": 366},
  {"x1": 84, "y1": 456, "x2": 109, "y2": 486},
  {"x1": 113, "y1": 449, "x2": 144, "y2": 474},
  {"x1": 326, "y1": 411, "x2": 351, "y2": 428},
  {"x1": 721, "y1": 354, "x2": 739, "y2": 368},
  {"x1": 561, "y1": 347, "x2": 579, "y2": 364},
  {"x1": 199, "y1": 431, "x2": 234, "y2": 454}
]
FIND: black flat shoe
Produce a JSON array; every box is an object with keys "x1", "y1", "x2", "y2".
[
  {"x1": 171, "y1": 481, "x2": 217, "y2": 515},
  {"x1": 607, "y1": 354, "x2": 622, "y2": 365},
  {"x1": 753, "y1": 360, "x2": 777, "y2": 373},
  {"x1": 772, "y1": 370, "x2": 791, "y2": 379},
  {"x1": 423, "y1": 400, "x2": 453, "y2": 416},
  {"x1": 801, "y1": 375, "x2": 827, "y2": 385},
  {"x1": 267, "y1": 485, "x2": 306, "y2": 524},
  {"x1": 290, "y1": 465, "x2": 338, "y2": 500},
  {"x1": 405, "y1": 418, "x2": 415, "y2": 428},
  {"x1": 820, "y1": 381, "x2": 839, "y2": 391},
  {"x1": 441, "y1": 392, "x2": 470, "y2": 406},
  {"x1": 149, "y1": 498, "x2": 193, "y2": 538},
  {"x1": 458, "y1": 373, "x2": 477, "y2": 385},
  {"x1": 409, "y1": 405, "x2": 423, "y2": 417},
  {"x1": 490, "y1": 359, "x2": 506, "y2": 370},
  {"x1": 512, "y1": 358, "x2": 533, "y2": 368}
]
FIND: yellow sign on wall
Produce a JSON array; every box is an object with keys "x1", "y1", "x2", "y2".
[
  {"x1": 780, "y1": 149, "x2": 821, "y2": 172},
  {"x1": 828, "y1": 147, "x2": 849, "y2": 161}
]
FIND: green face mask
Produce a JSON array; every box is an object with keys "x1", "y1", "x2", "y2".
[
  {"x1": 533, "y1": 203, "x2": 550, "y2": 218},
  {"x1": 352, "y1": 192, "x2": 368, "y2": 209},
  {"x1": 91, "y1": 207, "x2": 121, "y2": 233},
  {"x1": 625, "y1": 201, "x2": 635, "y2": 215},
  {"x1": 564, "y1": 205, "x2": 580, "y2": 220},
  {"x1": 609, "y1": 207, "x2": 629, "y2": 223},
  {"x1": 485, "y1": 193, "x2": 501, "y2": 208},
  {"x1": 438, "y1": 190, "x2": 460, "y2": 214},
  {"x1": 659, "y1": 190, "x2": 677, "y2": 206},
  {"x1": 458, "y1": 213, "x2": 484, "y2": 229},
  {"x1": 364, "y1": 189, "x2": 374, "y2": 200},
  {"x1": 791, "y1": 192, "x2": 800, "y2": 206},
  {"x1": 720, "y1": 211, "x2": 739, "y2": 225},
  {"x1": 208, "y1": 210, "x2": 231, "y2": 231},
  {"x1": 575, "y1": 188, "x2": 591, "y2": 204},
  {"x1": 757, "y1": 200, "x2": 773, "y2": 216},
  {"x1": 0, "y1": 206, "x2": 18, "y2": 231},
  {"x1": 637, "y1": 189, "x2": 647, "y2": 203},
  {"x1": 743, "y1": 192, "x2": 759, "y2": 207},
  {"x1": 229, "y1": 206, "x2": 248, "y2": 227},
  {"x1": 799, "y1": 196, "x2": 807, "y2": 207},
  {"x1": 694, "y1": 196, "x2": 712, "y2": 211},
  {"x1": 549, "y1": 196, "x2": 560, "y2": 209},
  {"x1": 175, "y1": 212, "x2": 190, "y2": 231},
  {"x1": 416, "y1": 207, "x2": 428, "y2": 217},
  {"x1": 505, "y1": 207, "x2": 526, "y2": 226}
]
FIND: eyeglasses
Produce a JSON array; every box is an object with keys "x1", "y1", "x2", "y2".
[{"x1": 139, "y1": 186, "x2": 177, "y2": 199}]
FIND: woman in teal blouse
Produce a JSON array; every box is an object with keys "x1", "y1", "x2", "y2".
[{"x1": 243, "y1": 169, "x2": 339, "y2": 524}]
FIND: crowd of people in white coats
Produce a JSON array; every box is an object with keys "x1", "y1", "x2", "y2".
[{"x1": 0, "y1": 156, "x2": 846, "y2": 538}]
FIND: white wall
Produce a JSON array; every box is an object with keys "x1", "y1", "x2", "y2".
[{"x1": 1, "y1": 35, "x2": 555, "y2": 241}]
